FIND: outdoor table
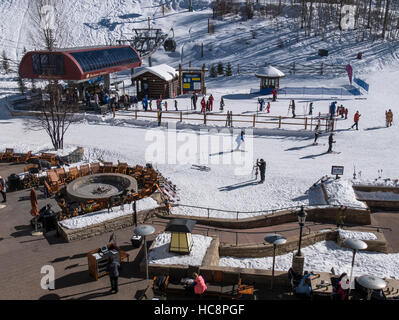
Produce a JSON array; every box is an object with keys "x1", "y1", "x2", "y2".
[
  {"x1": 310, "y1": 272, "x2": 333, "y2": 297},
  {"x1": 383, "y1": 278, "x2": 399, "y2": 299}
]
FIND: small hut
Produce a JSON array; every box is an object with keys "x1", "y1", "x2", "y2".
[
  {"x1": 255, "y1": 65, "x2": 285, "y2": 94},
  {"x1": 165, "y1": 219, "x2": 196, "y2": 254},
  {"x1": 131, "y1": 64, "x2": 178, "y2": 100}
]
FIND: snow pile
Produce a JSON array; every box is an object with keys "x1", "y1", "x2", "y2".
[
  {"x1": 148, "y1": 233, "x2": 213, "y2": 266},
  {"x1": 323, "y1": 179, "x2": 367, "y2": 209},
  {"x1": 219, "y1": 241, "x2": 399, "y2": 279},
  {"x1": 353, "y1": 178, "x2": 399, "y2": 188},
  {"x1": 308, "y1": 183, "x2": 328, "y2": 206},
  {"x1": 59, "y1": 197, "x2": 159, "y2": 230},
  {"x1": 338, "y1": 229, "x2": 377, "y2": 241}
]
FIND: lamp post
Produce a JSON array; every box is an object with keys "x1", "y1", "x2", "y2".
[
  {"x1": 357, "y1": 275, "x2": 386, "y2": 300},
  {"x1": 264, "y1": 234, "x2": 287, "y2": 290},
  {"x1": 296, "y1": 206, "x2": 307, "y2": 257},
  {"x1": 343, "y1": 238, "x2": 368, "y2": 297},
  {"x1": 134, "y1": 225, "x2": 155, "y2": 281}
]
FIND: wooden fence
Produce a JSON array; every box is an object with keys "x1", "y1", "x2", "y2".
[{"x1": 117, "y1": 110, "x2": 334, "y2": 131}]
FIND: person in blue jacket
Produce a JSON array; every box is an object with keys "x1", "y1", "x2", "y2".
[
  {"x1": 295, "y1": 271, "x2": 312, "y2": 297},
  {"x1": 330, "y1": 101, "x2": 337, "y2": 119}
]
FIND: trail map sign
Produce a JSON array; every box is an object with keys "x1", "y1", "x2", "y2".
[
  {"x1": 182, "y1": 72, "x2": 202, "y2": 93},
  {"x1": 331, "y1": 165, "x2": 344, "y2": 178}
]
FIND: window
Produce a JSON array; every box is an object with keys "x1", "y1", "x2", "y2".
[
  {"x1": 32, "y1": 54, "x2": 65, "y2": 75},
  {"x1": 70, "y1": 47, "x2": 140, "y2": 73}
]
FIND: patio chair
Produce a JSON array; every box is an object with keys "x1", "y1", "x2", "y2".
[
  {"x1": 90, "y1": 162, "x2": 100, "y2": 174},
  {"x1": 68, "y1": 167, "x2": 80, "y2": 181},
  {"x1": 80, "y1": 164, "x2": 90, "y2": 176},
  {"x1": 55, "y1": 167, "x2": 67, "y2": 184},
  {"x1": 102, "y1": 162, "x2": 114, "y2": 173},
  {"x1": 116, "y1": 161, "x2": 128, "y2": 174}
]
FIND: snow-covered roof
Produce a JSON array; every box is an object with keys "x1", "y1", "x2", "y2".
[
  {"x1": 255, "y1": 66, "x2": 285, "y2": 78},
  {"x1": 132, "y1": 64, "x2": 178, "y2": 81}
]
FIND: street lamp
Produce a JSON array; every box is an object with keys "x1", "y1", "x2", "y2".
[
  {"x1": 134, "y1": 225, "x2": 155, "y2": 281},
  {"x1": 264, "y1": 233, "x2": 287, "y2": 290},
  {"x1": 296, "y1": 206, "x2": 307, "y2": 256},
  {"x1": 356, "y1": 275, "x2": 386, "y2": 300},
  {"x1": 343, "y1": 238, "x2": 368, "y2": 297}
]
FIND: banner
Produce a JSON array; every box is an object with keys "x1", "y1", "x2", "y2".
[{"x1": 346, "y1": 64, "x2": 353, "y2": 85}]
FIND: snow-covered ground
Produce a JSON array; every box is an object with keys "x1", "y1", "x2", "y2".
[
  {"x1": 148, "y1": 232, "x2": 212, "y2": 266},
  {"x1": 338, "y1": 229, "x2": 377, "y2": 241},
  {"x1": 59, "y1": 197, "x2": 159, "y2": 230},
  {"x1": 323, "y1": 178, "x2": 367, "y2": 209},
  {"x1": 219, "y1": 240, "x2": 399, "y2": 279}
]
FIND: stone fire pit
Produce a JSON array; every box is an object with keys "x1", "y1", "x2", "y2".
[{"x1": 66, "y1": 173, "x2": 138, "y2": 202}]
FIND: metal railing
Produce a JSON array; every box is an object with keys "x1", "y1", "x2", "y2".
[{"x1": 169, "y1": 203, "x2": 368, "y2": 220}]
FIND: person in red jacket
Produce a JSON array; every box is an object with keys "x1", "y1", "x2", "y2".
[
  {"x1": 351, "y1": 111, "x2": 361, "y2": 130},
  {"x1": 192, "y1": 272, "x2": 207, "y2": 295},
  {"x1": 201, "y1": 97, "x2": 206, "y2": 113},
  {"x1": 272, "y1": 88, "x2": 277, "y2": 101}
]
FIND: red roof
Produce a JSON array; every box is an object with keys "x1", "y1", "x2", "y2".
[{"x1": 19, "y1": 45, "x2": 142, "y2": 81}]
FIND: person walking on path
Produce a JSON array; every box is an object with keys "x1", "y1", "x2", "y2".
[
  {"x1": 0, "y1": 176, "x2": 6, "y2": 203},
  {"x1": 220, "y1": 97, "x2": 225, "y2": 111},
  {"x1": 266, "y1": 101, "x2": 270, "y2": 113},
  {"x1": 351, "y1": 111, "x2": 361, "y2": 130},
  {"x1": 107, "y1": 257, "x2": 120, "y2": 294},
  {"x1": 174, "y1": 99, "x2": 178, "y2": 111},
  {"x1": 191, "y1": 92, "x2": 197, "y2": 110},
  {"x1": 327, "y1": 133, "x2": 335, "y2": 153},
  {"x1": 256, "y1": 159, "x2": 266, "y2": 183},
  {"x1": 164, "y1": 100, "x2": 168, "y2": 111},
  {"x1": 336, "y1": 206, "x2": 347, "y2": 229}
]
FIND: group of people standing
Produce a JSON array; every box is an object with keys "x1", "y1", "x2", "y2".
[{"x1": 191, "y1": 92, "x2": 225, "y2": 112}]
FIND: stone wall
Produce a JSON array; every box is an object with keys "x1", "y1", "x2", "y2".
[
  {"x1": 58, "y1": 206, "x2": 164, "y2": 242},
  {"x1": 219, "y1": 230, "x2": 338, "y2": 258},
  {"x1": 158, "y1": 206, "x2": 371, "y2": 229}
]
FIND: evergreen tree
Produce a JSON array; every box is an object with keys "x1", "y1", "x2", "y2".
[
  {"x1": 217, "y1": 61, "x2": 224, "y2": 75},
  {"x1": 2, "y1": 50, "x2": 10, "y2": 74},
  {"x1": 225, "y1": 62, "x2": 232, "y2": 76},
  {"x1": 210, "y1": 64, "x2": 218, "y2": 78}
]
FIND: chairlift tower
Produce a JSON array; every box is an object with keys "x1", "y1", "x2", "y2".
[{"x1": 116, "y1": 17, "x2": 168, "y2": 68}]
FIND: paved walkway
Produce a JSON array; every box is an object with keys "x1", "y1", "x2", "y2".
[{"x1": 0, "y1": 162, "x2": 398, "y2": 300}]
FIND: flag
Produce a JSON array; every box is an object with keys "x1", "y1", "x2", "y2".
[{"x1": 346, "y1": 64, "x2": 353, "y2": 85}]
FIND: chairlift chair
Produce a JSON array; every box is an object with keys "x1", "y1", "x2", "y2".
[{"x1": 163, "y1": 28, "x2": 176, "y2": 52}]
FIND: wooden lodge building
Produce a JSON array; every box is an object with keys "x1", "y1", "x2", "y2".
[{"x1": 131, "y1": 64, "x2": 179, "y2": 100}]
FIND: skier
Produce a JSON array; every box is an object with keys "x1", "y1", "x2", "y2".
[
  {"x1": 327, "y1": 133, "x2": 335, "y2": 153},
  {"x1": 208, "y1": 94, "x2": 214, "y2": 111},
  {"x1": 174, "y1": 99, "x2": 178, "y2": 111},
  {"x1": 133, "y1": 95, "x2": 138, "y2": 109},
  {"x1": 272, "y1": 88, "x2": 277, "y2": 101},
  {"x1": 344, "y1": 108, "x2": 348, "y2": 119},
  {"x1": 291, "y1": 100, "x2": 296, "y2": 118},
  {"x1": 220, "y1": 97, "x2": 225, "y2": 111},
  {"x1": 256, "y1": 159, "x2": 266, "y2": 183},
  {"x1": 201, "y1": 97, "x2": 206, "y2": 113},
  {"x1": 206, "y1": 99, "x2": 210, "y2": 112},
  {"x1": 386, "y1": 109, "x2": 393, "y2": 127},
  {"x1": 309, "y1": 102, "x2": 313, "y2": 115},
  {"x1": 313, "y1": 124, "x2": 320, "y2": 145},
  {"x1": 164, "y1": 100, "x2": 168, "y2": 111},
  {"x1": 235, "y1": 130, "x2": 245, "y2": 150},
  {"x1": 266, "y1": 101, "x2": 270, "y2": 113},
  {"x1": 330, "y1": 101, "x2": 337, "y2": 120},
  {"x1": 351, "y1": 111, "x2": 361, "y2": 130},
  {"x1": 157, "y1": 109, "x2": 162, "y2": 126},
  {"x1": 142, "y1": 95, "x2": 148, "y2": 111},
  {"x1": 340, "y1": 105, "x2": 344, "y2": 118},
  {"x1": 192, "y1": 92, "x2": 198, "y2": 110}
]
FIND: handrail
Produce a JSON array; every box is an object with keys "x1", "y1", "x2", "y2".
[{"x1": 170, "y1": 203, "x2": 368, "y2": 216}]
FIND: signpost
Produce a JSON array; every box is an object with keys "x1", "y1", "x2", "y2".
[{"x1": 331, "y1": 165, "x2": 344, "y2": 179}]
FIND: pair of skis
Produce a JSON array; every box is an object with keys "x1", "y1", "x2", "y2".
[{"x1": 191, "y1": 164, "x2": 211, "y2": 172}]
